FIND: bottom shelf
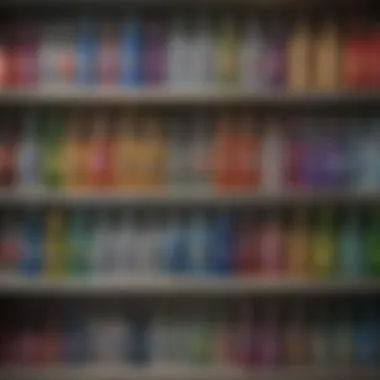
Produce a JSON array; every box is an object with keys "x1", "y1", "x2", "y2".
[{"x1": 1, "y1": 366, "x2": 379, "y2": 380}]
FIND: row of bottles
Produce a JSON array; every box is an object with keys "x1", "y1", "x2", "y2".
[
  {"x1": 0, "y1": 299, "x2": 379, "y2": 367},
  {"x1": 1, "y1": 208, "x2": 380, "y2": 277},
  {"x1": 3, "y1": 112, "x2": 380, "y2": 191},
  {"x1": 0, "y1": 16, "x2": 379, "y2": 90}
]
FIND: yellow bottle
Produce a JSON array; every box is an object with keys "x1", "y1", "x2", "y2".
[
  {"x1": 286, "y1": 209, "x2": 310, "y2": 276},
  {"x1": 287, "y1": 18, "x2": 311, "y2": 92},
  {"x1": 44, "y1": 210, "x2": 65, "y2": 278}
]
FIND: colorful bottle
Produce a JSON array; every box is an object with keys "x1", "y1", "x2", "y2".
[
  {"x1": 364, "y1": 210, "x2": 380, "y2": 277},
  {"x1": 0, "y1": 33, "x2": 10, "y2": 87},
  {"x1": 311, "y1": 209, "x2": 336, "y2": 276},
  {"x1": 17, "y1": 113, "x2": 40, "y2": 189},
  {"x1": 217, "y1": 16, "x2": 238, "y2": 84},
  {"x1": 285, "y1": 209, "x2": 310, "y2": 276},
  {"x1": 259, "y1": 211, "x2": 283, "y2": 276},
  {"x1": 121, "y1": 15, "x2": 141, "y2": 87},
  {"x1": 0, "y1": 121, "x2": 16, "y2": 187},
  {"x1": 339, "y1": 210, "x2": 362, "y2": 277},
  {"x1": 44, "y1": 210, "x2": 65, "y2": 278}
]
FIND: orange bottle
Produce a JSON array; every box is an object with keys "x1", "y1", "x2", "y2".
[
  {"x1": 235, "y1": 114, "x2": 261, "y2": 189},
  {"x1": 213, "y1": 113, "x2": 236, "y2": 190},
  {"x1": 85, "y1": 113, "x2": 112, "y2": 189}
]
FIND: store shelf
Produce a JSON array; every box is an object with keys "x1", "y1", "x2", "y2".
[
  {"x1": 1, "y1": 188, "x2": 380, "y2": 207},
  {"x1": 0, "y1": 88, "x2": 379, "y2": 107},
  {"x1": 0, "y1": 275, "x2": 379, "y2": 296},
  {"x1": 1, "y1": 366, "x2": 379, "y2": 380}
]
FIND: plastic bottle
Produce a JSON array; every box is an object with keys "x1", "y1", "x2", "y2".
[
  {"x1": 259, "y1": 211, "x2": 283, "y2": 276},
  {"x1": 311, "y1": 209, "x2": 336, "y2": 276},
  {"x1": 16, "y1": 112, "x2": 39, "y2": 189},
  {"x1": 38, "y1": 22, "x2": 58, "y2": 86},
  {"x1": 364, "y1": 210, "x2": 380, "y2": 277},
  {"x1": 130, "y1": 313, "x2": 150, "y2": 364},
  {"x1": 0, "y1": 121, "x2": 16, "y2": 187},
  {"x1": 339, "y1": 209, "x2": 362, "y2": 277},
  {"x1": 285, "y1": 209, "x2": 310, "y2": 276},
  {"x1": 187, "y1": 212, "x2": 210, "y2": 275},
  {"x1": 0, "y1": 32, "x2": 10, "y2": 87},
  {"x1": 217, "y1": 16, "x2": 238, "y2": 85},
  {"x1": 304, "y1": 119, "x2": 323, "y2": 189},
  {"x1": 44, "y1": 210, "x2": 65, "y2": 278},
  {"x1": 239, "y1": 17, "x2": 263, "y2": 90},
  {"x1": 345, "y1": 118, "x2": 361, "y2": 190},
  {"x1": 0, "y1": 213, "x2": 21, "y2": 274},
  {"x1": 113, "y1": 212, "x2": 134, "y2": 273}
]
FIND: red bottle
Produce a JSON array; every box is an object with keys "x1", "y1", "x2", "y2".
[
  {"x1": 0, "y1": 33, "x2": 10, "y2": 88},
  {"x1": 0, "y1": 122, "x2": 16, "y2": 187},
  {"x1": 40, "y1": 320, "x2": 61, "y2": 364},
  {"x1": 366, "y1": 23, "x2": 380, "y2": 89}
]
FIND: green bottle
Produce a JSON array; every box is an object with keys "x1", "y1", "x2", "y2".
[
  {"x1": 42, "y1": 113, "x2": 64, "y2": 188},
  {"x1": 311, "y1": 208, "x2": 336, "y2": 276},
  {"x1": 364, "y1": 210, "x2": 380, "y2": 277},
  {"x1": 66, "y1": 211, "x2": 91, "y2": 276}
]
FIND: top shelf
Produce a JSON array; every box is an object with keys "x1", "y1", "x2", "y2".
[{"x1": 0, "y1": 88, "x2": 379, "y2": 108}]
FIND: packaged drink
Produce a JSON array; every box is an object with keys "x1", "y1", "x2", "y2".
[
  {"x1": 311, "y1": 209, "x2": 336, "y2": 276},
  {"x1": 239, "y1": 18, "x2": 263, "y2": 89},
  {"x1": 364, "y1": 210, "x2": 380, "y2": 277},
  {"x1": 235, "y1": 114, "x2": 261, "y2": 189},
  {"x1": 130, "y1": 314, "x2": 150, "y2": 364},
  {"x1": 212, "y1": 310, "x2": 233, "y2": 365},
  {"x1": 210, "y1": 212, "x2": 234, "y2": 275},
  {"x1": 44, "y1": 210, "x2": 65, "y2": 278},
  {"x1": 235, "y1": 214, "x2": 259, "y2": 275},
  {"x1": 285, "y1": 209, "x2": 310, "y2": 276},
  {"x1": 42, "y1": 113, "x2": 64, "y2": 188},
  {"x1": 142, "y1": 20, "x2": 167, "y2": 85},
  {"x1": 121, "y1": 15, "x2": 141, "y2": 87},
  {"x1": 0, "y1": 213, "x2": 21, "y2": 273},
  {"x1": 259, "y1": 301, "x2": 282, "y2": 366},
  {"x1": 284, "y1": 302, "x2": 309, "y2": 366},
  {"x1": 98, "y1": 22, "x2": 120, "y2": 85},
  {"x1": 263, "y1": 18, "x2": 286, "y2": 88},
  {"x1": 339, "y1": 210, "x2": 362, "y2": 277},
  {"x1": 332, "y1": 302, "x2": 355, "y2": 365},
  {"x1": 304, "y1": 119, "x2": 323, "y2": 189},
  {"x1": 0, "y1": 122, "x2": 16, "y2": 187},
  {"x1": 345, "y1": 118, "x2": 361, "y2": 189},
  {"x1": 187, "y1": 212, "x2": 210, "y2": 275},
  {"x1": 213, "y1": 114, "x2": 236, "y2": 190},
  {"x1": 261, "y1": 119, "x2": 282, "y2": 192},
  {"x1": 77, "y1": 20, "x2": 98, "y2": 85},
  {"x1": 63, "y1": 311, "x2": 88, "y2": 363},
  {"x1": 368, "y1": 22, "x2": 380, "y2": 88},
  {"x1": 0, "y1": 33, "x2": 10, "y2": 87},
  {"x1": 286, "y1": 18, "x2": 311, "y2": 91},
  {"x1": 16, "y1": 112, "x2": 40, "y2": 189},
  {"x1": 85, "y1": 114, "x2": 113, "y2": 188},
  {"x1": 355, "y1": 300, "x2": 380, "y2": 365},
  {"x1": 62, "y1": 113, "x2": 86, "y2": 190},
  {"x1": 40, "y1": 318, "x2": 61, "y2": 364},
  {"x1": 259, "y1": 211, "x2": 283, "y2": 276},
  {"x1": 313, "y1": 19, "x2": 339, "y2": 91},
  {"x1": 38, "y1": 23, "x2": 58, "y2": 85},
  {"x1": 217, "y1": 16, "x2": 238, "y2": 84},
  {"x1": 19, "y1": 212, "x2": 42, "y2": 276},
  {"x1": 66, "y1": 211, "x2": 91, "y2": 276},
  {"x1": 150, "y1": 312, "x2": 171, "y2": 364}
]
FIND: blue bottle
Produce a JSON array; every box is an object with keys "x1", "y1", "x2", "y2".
[
  {"x1": 339, "y1": 210, "x2": 362, "y2": 277},
  {"x1": 210, "y1": 212, "x2": 234, "y2": 275},
  {"x1": 77, "y1": 20, "x2": 98, "y2": 85},
  {"x1": 121, "y1": 16, "x2": 141, "y2": 87},
  {"x1": 355, "y1": 300, "x2": 380, "y2": 365},
  {"x1": 20, "y1": 211, "x2": 43, "y2": 276},
  {"x1": 187, "y1": 213, "x2": 210, "y2": 275}
]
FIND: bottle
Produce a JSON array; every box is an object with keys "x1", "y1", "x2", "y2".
[
  {"x1": 210, "y1": 212, "x2": 234, "y2": 275},
  {"x1": 42, "y1": 113, "x2": 64, "y2": 188},
  {"x1": 304, "y1": 119, "x2": 322, "y2": 189},
  {"x1": 284, "y1": 302, "x2": 309, "y2": 366},
  {"x1": 40, "y1": 314, "x2": 61, "y2": 365},
  {"x1": 259, "y1": 211, "x2": 283, "y2": 276},
  {"x1": 38, "y1": 22, "x2": 58, "y2": 86},
  {"x1": 187, "y1": 212, "x2": 210, "y2": 275},
  {"x1": 364, "y1": 210, "x2": 380, "y2": 277},
  {"x1": 286, "y1": 17, "x2": 311, "y2": 91},
  {"x1": 285, "y1": 209, "x2": 310, "y2": 276},
  {"x1": 311, "y1": 209, "x2": 336, "y2": 276},
  {"x1": 339, "y1": 209, "x2": 362, "y2": 277},
  {"x1": 212, "y1": 114, "x2": 236, "y2": 190},
  {"x1": 85, "y1": 113, "x2": 112, "y2": 189},
  {"x1": 313, "y1": 19, "x2": 339, "y2": 92},
  {"x1": 239, "y1": 17, "x2": 263, "y2": 90},
  {"x1": 19, "y1": 211, "x2": 42, "y2": 276},
  {"x1": 77, "y1": 20, "x2": 98, "y2": 86},
  {"x1": 0, "y1": 120, "x2": 16, "y2": 187},
  {"x1": 345, "y1": 118, "x2": 361, "y2": 190},
  {"x1": 121, "y1": 15, "x2": 141, "y2": 87},
  {"x1": 217, "y1": 16, "x2": 238, "y2": 85},
  {"x1": 0, "y1": 213, "x2": 21, "y2": 274},
  {"x1": 142, "y1": 19, "x2": 167, "y2": 85},
  {"x1": 0, "y1": 31, "x2": 10, "y2": 87},
  {"x1": 66, "y1": 211, "x2": 91, "y2": 276},
  {"x1": 16, "y1": 112, "x2": 40, "y2": 189},
  {"x1": 44, "y1": 210, "x2": 65, "y2": 278}
]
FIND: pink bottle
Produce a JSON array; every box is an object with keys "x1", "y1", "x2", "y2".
[{"x1": 259, "y1": 211, "x2": 283, "y2": 276}]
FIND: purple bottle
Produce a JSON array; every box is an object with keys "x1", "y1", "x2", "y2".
[{"x1": 142, "y1": 20, "x2": 167, "y2": 85}]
